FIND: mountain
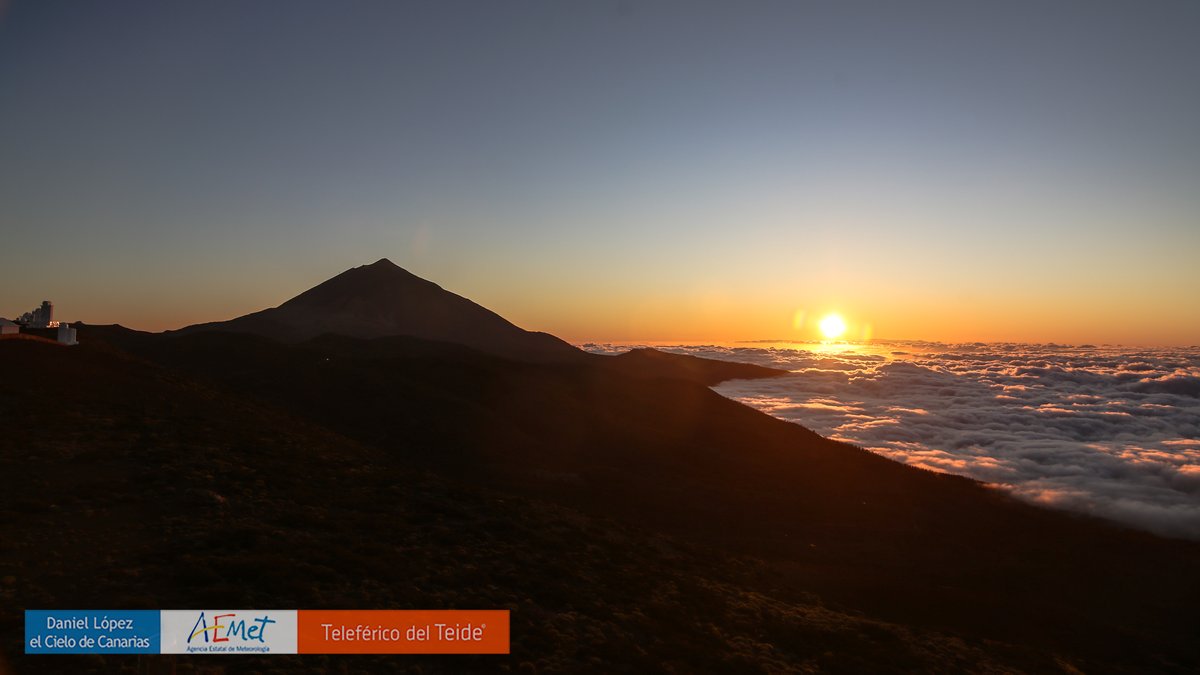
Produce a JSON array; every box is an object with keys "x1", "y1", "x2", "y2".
[
  {"x1": 174, "y1": 258, "x2": 583, "y2": 362},
  {"x1": 4, "y1": 265, "x2": 1199, "y2": 672},
  {"x1": 168, "y1": 259, "x2": 788, "y2": 382}
]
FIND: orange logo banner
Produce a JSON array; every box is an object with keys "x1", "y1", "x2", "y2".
[{"x1": 296, "y1": 610, "x2": 509, "y2": 654}]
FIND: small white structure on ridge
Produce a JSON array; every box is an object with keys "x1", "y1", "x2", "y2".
[{"x1": 57, "y1": 323, "x2": 78, "y2": 346}]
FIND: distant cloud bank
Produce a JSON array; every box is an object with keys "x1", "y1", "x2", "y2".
[{"x1": 584, "y1": 341, "x2": 1200, "y2": 539}]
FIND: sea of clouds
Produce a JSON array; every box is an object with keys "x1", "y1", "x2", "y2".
[{"x1": 583, "y1": 341, "x2": 1200, "y2": 539}]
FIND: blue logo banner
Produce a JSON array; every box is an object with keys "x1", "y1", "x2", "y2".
[{"x1": 25, "y1": 610, "x2": 160, "y2": 654}]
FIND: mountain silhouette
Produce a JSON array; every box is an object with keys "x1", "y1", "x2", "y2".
[
  {"x1": 175, "y1": 258, "x2": 582, "y2": 362},
  {"x1": 8, "y1": 323, "x2": 1200, "y2": 672},
  {"x1": 6, "y1": 263, "x2": 1199, "y2": 672},
  {"x1": 171, "y1": 259, "x2": 787, "y2": 381}
]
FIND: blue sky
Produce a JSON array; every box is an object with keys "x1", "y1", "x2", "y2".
[{"x1": 2, "y1": 0, "x2": 1197, "y2": 343}]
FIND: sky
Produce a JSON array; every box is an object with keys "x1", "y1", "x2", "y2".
[{"x1": 1, "y1": 0, "x2": 1198, "y2": 345}]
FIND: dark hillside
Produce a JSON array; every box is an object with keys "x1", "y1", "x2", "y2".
[
  {"x1": 1, "y1": 339, "x2": 1073, "y2": 674},
  {"x1": 64, "y1": 327, "x2": 1200, "y2": 672}
]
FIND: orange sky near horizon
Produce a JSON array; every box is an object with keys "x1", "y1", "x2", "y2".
[
  {"x1": 14, "y1": 251, "x2": 1194, "y2": 348},
  {"x1": 525, "y1": 293, "x2": 1200, "y2": 347}
]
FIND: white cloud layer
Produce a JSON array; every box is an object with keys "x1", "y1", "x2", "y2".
[{"x1": 584, "y1": 341, "x2": 1200, "y2": 539}]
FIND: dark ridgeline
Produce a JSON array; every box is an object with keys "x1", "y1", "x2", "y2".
[
  {"x1": 1, "y1": 262, "x2": 1197, "y2": 674},
  {"x1": 170, "y1": 257, "x2": 786, "y2": 383},
  {"x1": 172, "y1": 258, "x2": 583, "y2": 363}
]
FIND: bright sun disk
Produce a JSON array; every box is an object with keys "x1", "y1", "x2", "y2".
[{"x1": 819, "y1": 314, "x2": 847, "y2": 339}]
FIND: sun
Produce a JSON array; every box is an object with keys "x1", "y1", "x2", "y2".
[{"x1": 818, "y1": 313, "x2": 846, "y2": 339}]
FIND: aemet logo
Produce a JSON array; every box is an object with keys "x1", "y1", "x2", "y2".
[
  {"x1": 189, "y1": 611, "x2": 276, "y2": 645},
  {"x1": 160, "y1": 610, "x2": 298, "y2": 654}
]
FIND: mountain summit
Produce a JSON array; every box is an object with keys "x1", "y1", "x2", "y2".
[{"x1": 175, "y1": 259, "x2": 582, "y2": 361}]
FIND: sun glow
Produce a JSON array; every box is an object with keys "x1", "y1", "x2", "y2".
[{"x1": 819, "y1": 313, "x2": 847, "y2": 339}]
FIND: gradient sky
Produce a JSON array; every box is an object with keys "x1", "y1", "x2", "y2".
[{"x1": 1, "y1": 0, "x2": 1197, "y2": 345}]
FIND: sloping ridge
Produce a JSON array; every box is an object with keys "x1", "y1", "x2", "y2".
[
  {"x1": 2, "y1": 338, "x2": 1108, "y2": 673},
  {"x1": 174, "y1": 258, "x2": 583, "y2": 362},
  {"x1": 62, "y1": 322, "x2": 1200, "y2": 670}
]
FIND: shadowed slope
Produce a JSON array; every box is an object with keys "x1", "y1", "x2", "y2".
[
  {"x1": 1, "y1": 339, "x2": 1064, "y2": 674},
  {"x1": 75, "y1": 327, "x2": 1200, "y2": 672},
  {"x1": 85, "y1": 323, "x2": 789, "y2": 387},
  {"x1": 606, "y1": 346, "x2": 786, "y2": 385}
]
